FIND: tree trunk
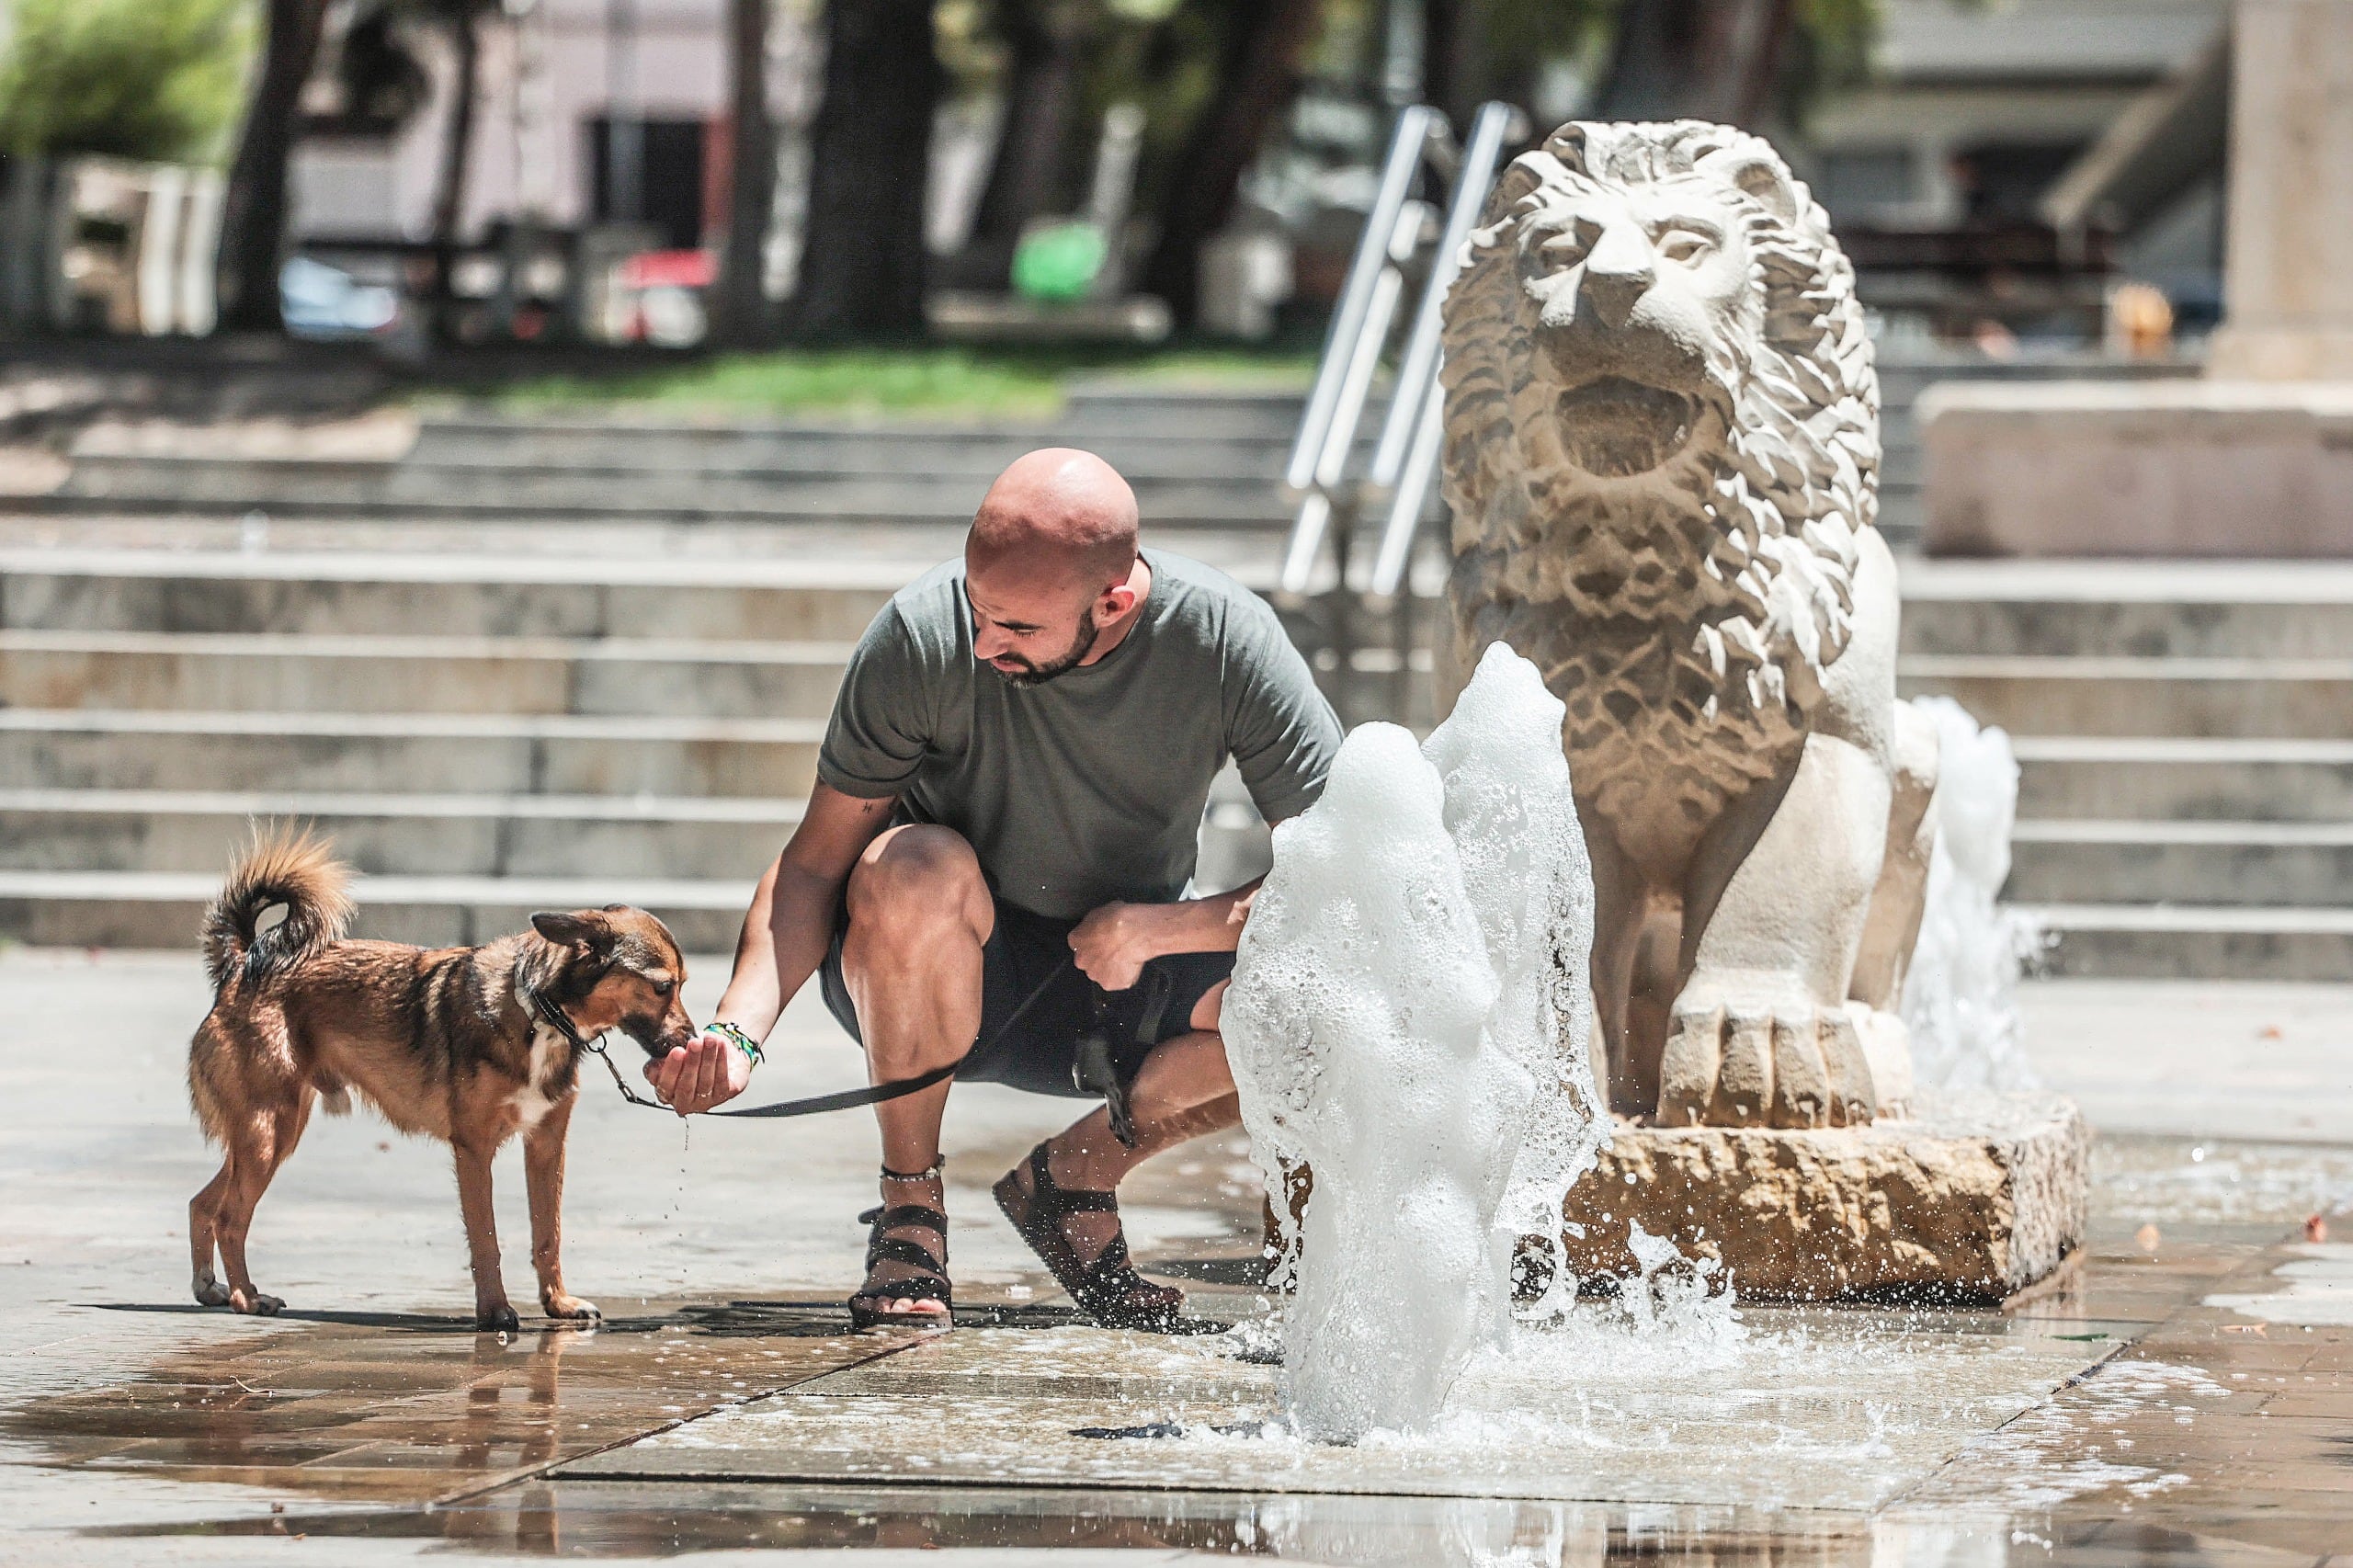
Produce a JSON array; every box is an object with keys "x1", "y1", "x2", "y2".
[
  {"x1": 214, "y1": 0, "x2": 331, "y2": 332},
  {"x1": 712, "y1": 0, "x2": 776, "y2": 346},
  {"x1": 1139, "y1": 0, "x2": 1323, "y2": 327},
  {"x1": 430, "y1": 9, "x2": 482, "y2": 255},
  {"x1": 1591, "y1": 0, "x2": 1793, "y2": 127},
  {"x1": 1422, "y1": 0, "x2": 1479, "y2": 141},
  {"x1": 952, "y1": 0, "x2": 1086, "y2": 289},
  {"x1": 790, "y1": 0, "x2": 942, "y2": 340}
]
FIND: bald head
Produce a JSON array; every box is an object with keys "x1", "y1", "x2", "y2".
[
  {"x1": 967, "y1": 448, "x2": 1139, "y2": 589},
  {"x1": 963, "y1": 449, "x2": 1148, "y2": 686}
]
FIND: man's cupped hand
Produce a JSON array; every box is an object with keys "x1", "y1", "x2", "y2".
[{"x1": 647, "y1": 1030, "x2": 753, "y2": 1116}]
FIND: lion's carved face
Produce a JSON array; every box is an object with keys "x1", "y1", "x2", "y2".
[
  {"x1": 1441, "y1": 120, "x2": 1882, "y2": 824},
  {"x1": 1514, "y1": 176, "x2": 1760, "y2": 478}
]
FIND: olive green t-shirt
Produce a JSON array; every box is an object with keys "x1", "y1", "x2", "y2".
[{"x1": 817, "y1": 549, "x2": 1342, "y2": 920}]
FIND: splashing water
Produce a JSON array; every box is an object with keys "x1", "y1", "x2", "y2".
[
  {"x1": 1902, "y1": 696, "x2": 2045, "y2": 1096},
  {"x1": 1223, "y1": 644, "x2": 1607, "y2": 1441}
]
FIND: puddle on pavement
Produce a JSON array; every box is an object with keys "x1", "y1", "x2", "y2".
[
  {"x1": 0, "y1": 1300, "x2": 919, "y2": 1508},
  {"x1": 71, "y1": 1478, "x2": 2329, "y2": 1564}
]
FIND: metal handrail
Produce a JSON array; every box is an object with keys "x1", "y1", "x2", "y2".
[
  {"x1": 1277, "y1": 101, "x2": 1516, "y2": 602},
  {"x1": 1283, "y1": 106, "x2": 1439, "y2": 500},
  {"x1": 1366, "y1": 101, "x2": 1516, "y2": 599},
  {"x1": 1279, "y1": 200, "x2": 1424, "y2": 593}
]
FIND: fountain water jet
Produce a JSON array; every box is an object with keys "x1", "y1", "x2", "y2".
[
  {"x1": 1224, "y1": 645, "x2": 1606, "y2": 1441},
  {"x1": 1903, "y1": 696, "x2": 2046, "y2": 1097}
]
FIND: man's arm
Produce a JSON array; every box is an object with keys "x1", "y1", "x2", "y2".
[
  {"x1": 1067, "y1": 879, "x2": 1262, "y2": 993},
  {"x1": 647, "y1": 783, "x2": 898, "y2": 1114}
]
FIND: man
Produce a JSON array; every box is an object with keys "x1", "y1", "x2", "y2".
[{"x1": 646, "y1": 448, "x2": 1341, "y2": 1331}]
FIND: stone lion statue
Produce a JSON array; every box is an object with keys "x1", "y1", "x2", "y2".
[{"x1": 1438, "y1": 119, "x2": 1939, "y2": 1130}]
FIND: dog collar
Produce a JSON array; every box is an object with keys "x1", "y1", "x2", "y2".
[{"x1": 527, "y1": 987, "x2": 600, "y2": 1054}]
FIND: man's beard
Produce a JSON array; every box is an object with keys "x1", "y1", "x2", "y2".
[{"x1": 988, "y1": 608, "x2": 1099, "y2": 687}]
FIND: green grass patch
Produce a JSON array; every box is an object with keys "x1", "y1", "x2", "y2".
[{"x1": 475, "y1": 346, "x2": 1315, "y2": 422}]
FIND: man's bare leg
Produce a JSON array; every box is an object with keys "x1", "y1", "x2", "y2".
[
  {"x1": 838, "y1": 824, "x2": 995, "y2": 1317},
  {"x1": 1015, "y1": 983, "x2": 1244, "y2": 1264}
]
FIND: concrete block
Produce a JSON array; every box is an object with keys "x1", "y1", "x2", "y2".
[
  {"x1": 1560, "y1": 1094, "x2": 2089, "y2": 1301},
  {"x1": 1922, "y1": 381, "x2": 2353, "y2": 559}
]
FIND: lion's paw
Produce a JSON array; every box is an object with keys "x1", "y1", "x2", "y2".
[{"x1": 1656, "y1": 998, "x2": 1877, "y2": 1129}]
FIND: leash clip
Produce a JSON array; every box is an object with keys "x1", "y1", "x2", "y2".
[{"x1": 1071, "y1": 988, "x2": 1140, "y2": 1149}]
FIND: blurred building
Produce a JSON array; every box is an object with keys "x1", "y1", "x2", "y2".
[
  {"x1": 290, "y1": 0, "x2": 800, "y2": 252},
  {"x1": 1809, "y1": 0, "x2": 2228, "y2": 342}
]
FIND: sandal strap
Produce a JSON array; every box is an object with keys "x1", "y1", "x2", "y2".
[
  {"x1": 852, "y1": 1273, "x2": 952, "y2": 1307},
  {"x1": 1024, "y1": 1145, "x2": 1120, "y2": 1215},
  {"x1": 858, "y1": 1203, "x2": 948, "y2": 1235},
  {"x1": 866, "y1": 1235, "x2": 951, "y2": 1275}
]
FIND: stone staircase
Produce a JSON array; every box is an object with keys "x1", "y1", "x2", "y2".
[
  {"x1": 1900, "y1": 559, "x2": 2353, "y2": 982},
  {"x1": 30, "y1": 356, "x2": 2193, "y2": 550},
  {"x1": 6, "y1": 371, "x2": 2345, "y2": 981},
  {"x1": 0, "y1": 540, "x2": 2345, "y2": 981}
]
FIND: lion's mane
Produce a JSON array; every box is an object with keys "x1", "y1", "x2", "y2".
[{"x1": 1440, "y1": 119, "x2": 1881, "y2": 827}]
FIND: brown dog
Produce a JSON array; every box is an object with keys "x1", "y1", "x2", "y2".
[{"x1": 187, "y1": 829, "x2": 697, "y2": 1329}]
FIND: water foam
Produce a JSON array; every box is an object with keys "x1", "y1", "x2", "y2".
[
  {"x1": 1901, "y1": 697, "x2": 2046, "y2": 1096},
  {"x1": 1224, "y1": 644, "x2": 1606, "y2": 1440}
]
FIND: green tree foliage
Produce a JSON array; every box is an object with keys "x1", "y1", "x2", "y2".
[{"x1": 0, "y1": 0, "x2": 255, "y2": 163}]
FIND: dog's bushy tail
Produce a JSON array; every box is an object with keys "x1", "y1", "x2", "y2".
[{"x1": 201, "y1": 826, "x2": 354, "y2": 992}]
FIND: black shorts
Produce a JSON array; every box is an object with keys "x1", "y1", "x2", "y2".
[{"x1": 818, "y1": 895, "x2": 1235, "y2": 1099}]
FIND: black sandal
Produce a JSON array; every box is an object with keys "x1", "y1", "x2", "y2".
[
  {"x1": 993, "y1": 1142, "x2": 1207, "y2": 1334},
  {"x1": 847, "y1": 1165, "x2": 954, "y2": 1330}
]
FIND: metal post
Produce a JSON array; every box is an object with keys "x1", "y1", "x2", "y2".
[{"x1": 605, "y1": 0, "x2": 642, "y2": 225}]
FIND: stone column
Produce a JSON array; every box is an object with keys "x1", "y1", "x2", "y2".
[{"x1": 2208, "y1": 0, "x2": 2353, "y2": 380}]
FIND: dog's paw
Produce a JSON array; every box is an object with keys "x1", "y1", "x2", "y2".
[
  {"x1": 475, "y1": 1302, "x2": 522, "y2": 1334},
  {"x1": 229, "y1": 1288, "x2": 283, "y2": 1316},
  {"x1": 192, "y1": 1273, "x2": 231, "y2": 1308},
  {"x1": 543, "y1": 1294, "x2": 601, "y2": 1323}
]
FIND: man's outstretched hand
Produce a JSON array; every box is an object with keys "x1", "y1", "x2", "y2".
[{"x1": 647, "y1": 1029, "x2": 753, "y2": 1116}]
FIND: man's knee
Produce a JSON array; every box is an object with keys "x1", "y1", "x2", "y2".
[{"x1": 845, "y1": 825, "x2": 990, "y2": 951}]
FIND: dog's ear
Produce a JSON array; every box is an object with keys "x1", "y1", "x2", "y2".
[{"x1": 532, "y1": 910, "x2": 615, "y2": 950}]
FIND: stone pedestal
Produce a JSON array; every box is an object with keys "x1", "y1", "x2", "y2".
[
  {"x1": 2207, "y1": 0, "x2": 2353, "y2": 381},
  {"x1": 1559, "y1": 1094, "x2": 2089, "y2": 1302}
]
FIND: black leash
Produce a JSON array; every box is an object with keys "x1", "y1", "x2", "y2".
[{"x1": 535, "y1": 955, "x2": 1075, "y2": 1121}]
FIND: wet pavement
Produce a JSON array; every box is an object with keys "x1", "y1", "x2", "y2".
[{"x1": 5, "y1": 949, "x2": 2350, "y2": 1564}]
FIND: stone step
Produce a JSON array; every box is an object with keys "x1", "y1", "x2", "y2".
[
  {"x1": 2015, "y1": 737, "x2": 2353, "y2": 823},
  {"x1": 0, "y1": 869, "x2": 757, "y2": 951},
  {"x1": 1900, "y1": 561, "x2": 2353, "y2": 658},
  {"x1": 1901, "y1": 655, "x2": 2353, "y2": 738},
  {"x1": 0, "y1": 789, "x2": 801, "y2": 880},
  {"x1": 2035, "y1": 903, "x2": 2353, "y2": 982},
  {"x1": 0, "y1": 710, "x2": 823, "y2": 796},
  {"x1": 2007, "y1": 820, "x2": 2353, "y2": 907},
  {"x1": 0, "y1": 550, "x2": 904, "y2": 640},
  {"x1": 0, "y1": 631, "x2": 854, "y2": 718},
  {"x1": 47, "y1": 458, "x2": 1298, "y2": 528},
  {"x1": 405, "y1": 420, "x2": 1296, "y2": 477}
]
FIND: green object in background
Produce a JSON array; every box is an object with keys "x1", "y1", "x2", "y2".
[
  {"x1": 1012, "y1": 223, "x2": 1108, "y2": 303},
  {"x1": 0, "y1": 0, "x2": 252, "y2": 163}
]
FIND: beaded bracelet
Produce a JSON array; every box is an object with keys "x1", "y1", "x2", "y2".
[{"x1": 707, "y1": 1019, "x2": 764, "y2": 1068}]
